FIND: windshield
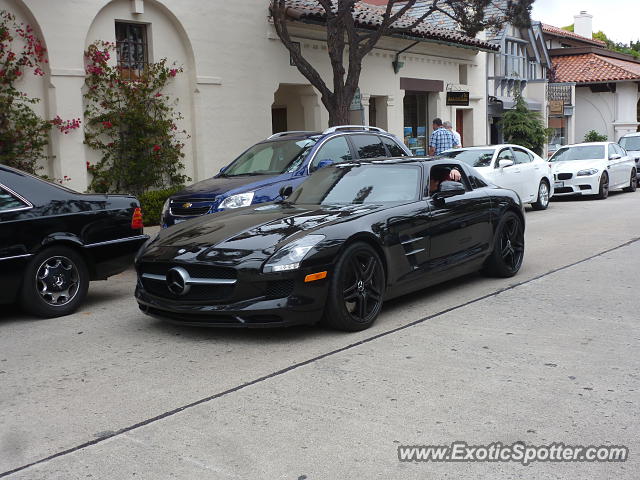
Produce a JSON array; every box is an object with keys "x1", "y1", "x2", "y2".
[
  {"x1": 223, "y1": 138, "x2": 317, "y2": 176},
  {"x1": 441, "y1": 149, "x2": 495, "y2": 168},
  {"x1": 290, "y1": 164, "x2": 420, "y2": 205},
  {"x1": 620, "y1": 136, "x2": 640, "y2": 152},
  {"x1": 550, "y1": 145, "x2": 605, "y2": 162}
]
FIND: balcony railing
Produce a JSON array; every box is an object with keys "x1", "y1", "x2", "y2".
[{"x1": 547, "y1": 83, "x2": 573, "y2": 104}]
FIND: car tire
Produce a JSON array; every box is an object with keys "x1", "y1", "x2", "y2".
[
  {"x1": 322, "y1": 242, "x2": 385, "y2": 332},
  {"x1": 623, "y1": 170, "x2": 637, "y2": 192},
  {"x1": 483, "y1": 211, "x2": 525, "y2": 278},
  {"x1": 596, "y1": 172, "x2": 609, "y2": 199},
  {"x1": 20, "y1": 246, "x2": 89, "y2": 318},
  {"x1": 531, "y1": 179, "x2": 550, "y2": 210}
]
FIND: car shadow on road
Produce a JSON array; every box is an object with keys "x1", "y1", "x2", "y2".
[{"x1": 551, "y1": 190, "x2": 627, "y2": 202}]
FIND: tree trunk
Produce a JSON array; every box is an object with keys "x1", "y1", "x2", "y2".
[{"x1": 325, "y1": 95, "x2": 351, "y2": 126}]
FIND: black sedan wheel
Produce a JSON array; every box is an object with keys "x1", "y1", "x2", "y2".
[
  {"x1": 596, "y1": 173, "x2": 609, "y2": 199},
  {"x1": 20, "y1": 246, "x2": 89, "y2": 318},
  {"x1": 483, "y1": 212, "x2": 524, "y2": 278},
  {"x1": 323, "y1": 242, "x2": 385, "y2": 331}
]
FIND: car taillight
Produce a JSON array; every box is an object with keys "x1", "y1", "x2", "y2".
[{"x1": 131, "y1": 207, "x2": 144, "y2": 229}]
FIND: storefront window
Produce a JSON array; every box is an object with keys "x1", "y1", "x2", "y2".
[
  {"x1": 548, "y1": 116, "x2": 567, "y2": 156},
  {"x1": 403, "y1": 93, "x2": 429, "y2": 156}
]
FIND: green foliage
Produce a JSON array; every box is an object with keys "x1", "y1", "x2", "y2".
[
  {"x1": 83, "y1": 41, "x2": 190, "y2": 196},
  {"x1": 500, "y1": 91, "x2": 550, "y2": 155},
  {"x1": 138, "y1": 185, "x2": 184, "y2": 226},
  {"x1": 584, "y1": 130, "x2": 607, "y2": 142},
  {"x1": 1, "y1": 11, "x2": 51, "y2": 174}
]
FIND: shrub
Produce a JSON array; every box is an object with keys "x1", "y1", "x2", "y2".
[
  {"x1": 83, "y1": 40, "x2": 190, "y2": 196},
  {"x1": 0, "y1": 10, "x2": 80, "y2": 174},
  {"x1": 138, "y1": 185, "x2": 184, "y2": 226},
  {"x1": 500, "y1": 90, "x2": 550, "y2": 155},
  {"x1": 584, "y1": 130, "x2": 607, "y2": 142}
]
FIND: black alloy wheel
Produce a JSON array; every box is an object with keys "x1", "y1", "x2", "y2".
[
  {"x1": 323, "y1": 242, "x2": 385, "y2": 331},
  {"x1": 483, "y1": 212, "x2": 525, "y2": 278},
  {"x1": 20, "y1": 246, "x2": 89, "y2": 318}
]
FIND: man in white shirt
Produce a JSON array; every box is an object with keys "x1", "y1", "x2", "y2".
[{"x1": 444, "y1": 121, "x2": 462, "y2": 148}]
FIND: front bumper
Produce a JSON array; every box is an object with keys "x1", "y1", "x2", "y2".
[
  {"x1": 134, "y1": 265, "x2": 331, "y2": 328},
  {"x1": 552, "y1": 173, "x2": 601, "y2": 196}
]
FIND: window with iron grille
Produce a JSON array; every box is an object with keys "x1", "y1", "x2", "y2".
[{"x1": 115, "y1": 22, "x2": 148, "y2": 80}]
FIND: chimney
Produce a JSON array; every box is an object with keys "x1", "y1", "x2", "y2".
[{"x1": 574, "y1": 11, "x2": 593, "y2": 39}]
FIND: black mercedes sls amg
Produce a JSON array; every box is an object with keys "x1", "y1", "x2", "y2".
[{"x1": 135, "y1": 158, "x2": 525, "y2": 331}]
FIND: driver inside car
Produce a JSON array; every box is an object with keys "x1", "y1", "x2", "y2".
[{"x1": 429, "y1": 166, "x2": 462, "y2": 195}]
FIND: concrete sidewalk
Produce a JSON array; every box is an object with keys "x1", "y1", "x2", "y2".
[{"x1": 6, "y1": 242, "x2": 639, "y2": 478}]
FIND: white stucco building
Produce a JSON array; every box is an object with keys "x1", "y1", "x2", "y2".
[
  {"x1": 1, "y1": 0, "x2": 497, "y2": 192},
  {"x1": 542, "y1": 12, "x2": 640, "y2": 146}
]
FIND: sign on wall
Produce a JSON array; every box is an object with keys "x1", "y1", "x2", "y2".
[
  {"x1": 446, "y1": 91, "x2": 470, "y2": 106},
  {"x1": 549, "y1": 100, "x2": 564, "y2": 115}
]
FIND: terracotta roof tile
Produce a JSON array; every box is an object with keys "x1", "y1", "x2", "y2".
[
  {"x1": 552, "y1": 53, "x2": 640, "y2": 83},
  {"x1": 280, "y1": 0, "x2": 499, "y2": 51},
  {"x1": 541, "y1": 23, "x2": 606, "y2": 47}
]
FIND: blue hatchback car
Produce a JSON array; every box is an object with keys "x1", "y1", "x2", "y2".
[{"x1": 161, "y1": 126, "x2": 411, "y2": 228}]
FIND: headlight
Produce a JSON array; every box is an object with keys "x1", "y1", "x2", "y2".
[
  {"x1": 577, "y1": 169, "x2": 599, "y2": 176},
  {"x1": 219, "y1": 192, "x2": 255, "y2": 209},
  {"x1": 263, "y1": 235, "x2": 325, "y2": 273}
]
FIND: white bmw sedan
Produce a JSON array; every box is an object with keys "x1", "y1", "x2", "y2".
[
  {"x1": 441, "y1": 145, "x2": 553, "y2": 210},
  {"x1": 549, "y1": 142, "x2": 637, "y2": 199}
]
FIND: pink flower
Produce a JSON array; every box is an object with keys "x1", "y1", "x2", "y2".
[
  {"x1": 169, "y1": 69, "x2": 178, "y2": 77},
  {"x1": 102, "y1": 121, "x2": 112, "y2": 129},
  {"x1": 153, "y1": 144, "x2": 161, "y2": 152}
]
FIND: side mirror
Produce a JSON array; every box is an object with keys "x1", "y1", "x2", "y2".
[
  {"x1": 498, "y1": 159, "x2": 514, "y2": 169},
  {"x1": 433, "y1": 181, "x2": 466, "y2": 201},
  {"x1": 279, "y1": 185, "x2": 293, "y2": 199},
  {"x1": 609, "y1": 154, "x2": 622, "y2": 160},
  {"x1": 311, "y1": 158, "x2": 334, "y2": 172}
]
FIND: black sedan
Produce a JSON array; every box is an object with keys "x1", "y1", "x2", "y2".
[
  {"x1": 0, "y1": 165, "x2": 149, "y2": 317},
  {"x1": 135, "y1": 158, "x2": 525, "y2": 331}
]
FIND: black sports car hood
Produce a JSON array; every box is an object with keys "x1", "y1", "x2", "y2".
[{"x1": 142, "y1": 202, "x2": 383, "y2": 262}]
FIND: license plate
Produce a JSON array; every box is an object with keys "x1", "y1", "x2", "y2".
[{"x1": 554, "y1": 181, "x2": 564, "y2": 188}]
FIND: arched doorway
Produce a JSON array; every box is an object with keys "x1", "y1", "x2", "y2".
[
  {"x1": 85, "y1": 0, "x2": 197, "y2": 178},
  {"x1": 272, "y1": 84, "x2": 321, "y2": 134}
]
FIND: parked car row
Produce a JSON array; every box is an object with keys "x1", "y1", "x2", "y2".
[{"x1": 2, "y1": 126, "x2": 637, "y2": 330}]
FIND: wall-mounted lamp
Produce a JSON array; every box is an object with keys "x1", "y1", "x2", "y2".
[{"x1": 392, "y1": 41, "x2": 420, "y2": 75}]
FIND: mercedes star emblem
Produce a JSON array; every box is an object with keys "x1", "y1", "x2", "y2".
[{"x1": 166, "y1": 266, "x2": 191, "y2": 296}]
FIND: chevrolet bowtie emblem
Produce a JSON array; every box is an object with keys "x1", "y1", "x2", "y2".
[{"x1": 182, "y1": 202, "x2": 192, "y2": 208}]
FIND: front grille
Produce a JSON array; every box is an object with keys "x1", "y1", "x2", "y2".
[
  {"x1": 557, "y1": 173, "x2": 573, "y2": 180},
  {"x1": 139, "y1": 262, "x2": 237, "y2": 280},
  {"x1": 265, "y1": 280, "x2": 295, "y2": 299},
  {"x1": 555, "y1": 187, "x2": 573, "y2": 194},
  {"x1": 141, "y1": 278, "x2": 234, "y2": 302},
  {"x1": 170, "y1": 200, "x2": 213, "y2": 217}
]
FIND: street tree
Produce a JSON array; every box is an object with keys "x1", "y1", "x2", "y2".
[{"x1": 270, "y1": 0, "x2": 534, "y2": 126}]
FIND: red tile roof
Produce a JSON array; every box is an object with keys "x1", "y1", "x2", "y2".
[
  {"x1": 552, "y1": 53, "x2": 640, "y2": 83},
  {"x1": 541, "y1": 23, "x2": 606, "y2": 47},
  {"x1": 279, "y1": 0, "x2": 499, "y2": 51}
]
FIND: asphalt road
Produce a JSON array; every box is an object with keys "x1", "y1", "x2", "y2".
[{"x1": 1, "y1": 191, "x2": 639, "y2": 479}]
